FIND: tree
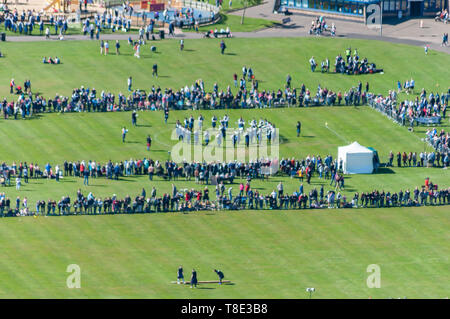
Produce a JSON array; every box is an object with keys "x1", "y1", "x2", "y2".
[{"x1": 240, "y1": 0, "x2": 261, "y2": 25}]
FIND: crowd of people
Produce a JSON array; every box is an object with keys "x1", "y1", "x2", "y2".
[
  {"x1": 1, "y1": 9, "x2": 69, "y2": 36},
  {"x1": 2, "y1": 76, "x2": 374, "y2": 120},
  {"x1": 174, "y1": 115, "x2": 277, "y2": 147},
  {"x1": 387, "y1": 150, "x2": 450, "y2": 168},
  {"x1": 425, "y1": 128, "x2": 450, "y2": 155},
  {"x1": 42, "y1": 56, "x2": 61, "y2": 64},
  {"x1": 308, "y1": 16, "x2": 336, "y2": 36},
  {"x1": 2, "y1": 179, "x2": 449, "y2": 217},
  {"x1": 0, "y1": 151, "x2": 371, "y2": 192},
  {"x1": 368, "y1": 87, "x2": 449, "y2": 127},
  {"x1": 309, "y1": 48, "x2": 382, "y2": 75}
]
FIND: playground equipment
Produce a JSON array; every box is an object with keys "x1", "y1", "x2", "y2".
[{"x1": 44, "y1": 0, "x2": 82, "y2": 13}]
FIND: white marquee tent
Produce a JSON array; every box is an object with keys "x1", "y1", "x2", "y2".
[{"x1": 337, "y1": 142, "x2": 374, "y2": 174}]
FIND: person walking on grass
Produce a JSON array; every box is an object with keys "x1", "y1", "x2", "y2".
[
  {"x1": 104, "y1": 40, "x2": 109, "y2": 55},
  {"x1": 214, "y1": 269, "x2": 224, "y2": 285},
  {"x1": 190, "y1": 269, "x2": 198, "y2": 288},
  {"x1": 177, "y1": 266, "x2": 185, "y2": 284},
  {"x1": 296, "y1": 121, "x2": 301, "y2": 137},
  {"x1": 45, "y1": 27, "x2": 50, "y2": 39},
  {"x1": 15, "y1": 177, "x2": 21, "y2": 190}
]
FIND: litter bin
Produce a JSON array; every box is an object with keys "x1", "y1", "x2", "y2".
[
  {"x1": 159, "y1": 30, "x2": 164, "y2": 40},
  {"x1": 1, "y1": 33, "x2": 5, "y2": 42}
]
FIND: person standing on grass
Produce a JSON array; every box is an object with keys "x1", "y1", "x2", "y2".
[
  {"x1": 296, "y1": 121, "x2": 301, "y2": 137},
  {"x1": 83, "y1": 169, "x2": 89, "y2": 186},
  {"x1": 105, "y1": 41, "x2": 109, "y2": 55},
  {"x1": 220, "y1": 40, "x2": 226, "y2": 54},
  {"x1": 115, "y1": 40, "x2": 120, "y2": 55},
  {"x1": 190, "y1": 269, "x2": 198, "y2": 288},
  {"x1": 131, "y1": 110, "x2": 137, "y2": 126},
  {"x1": 45, "y1": 27, "x2": 50, "y2": 39},
  {"x1": 309, "y1": 56, "x2": 316, "y2": 72},
  {"x1": 180, "y1": 39, "x2": 184, "y2": 51},
  {"x1": 177, "y1": 266, "x2": 185, "y2": 284},
  {"x1": 164, "y1": 107, "x2": 169, "y2": 123},
  {"x1": 10, "y1": 78, "x2": 15, "y2": 94},
  {"x1": 127, "y1": 76, "x2": 132, "y2": 91},
  {"x1": 152, "y1": 63, "x2": 158, "y2": 78},
  {"x1": 122, "y1": 127, "x2": 128, "y2": 143},
  {"x1": 214, "y1": 269, "x2": 224, "y2": 285},
  {"x1": 16, "y1": 177, "x2": 21, "y2": 190},
  {"x1": 100, "y1": 40, "x2": 104, "y2": 55},
  {"x1": 147, "y1": 134, "x2": 152, "y2": 151},
  {"x1": 134, "y1": 42, "x2": 140, "y2": 58}
]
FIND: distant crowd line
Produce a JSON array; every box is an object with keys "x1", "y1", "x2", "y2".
[{"x1": 1, "y1": 181, "x2": 449, "y2": 217}]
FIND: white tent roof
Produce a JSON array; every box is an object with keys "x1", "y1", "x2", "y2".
[{"x1": 338, "y1": 141, "x2": 374, "y2": 154}]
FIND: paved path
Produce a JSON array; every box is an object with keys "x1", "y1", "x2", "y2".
[{"x1": 4, "y1": 0, "x2": 450, "y2": 54}]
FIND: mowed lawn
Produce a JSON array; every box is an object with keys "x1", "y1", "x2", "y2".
[
  {"x1": 0, "y1": 207, "x2": 448, "y2": 298},
  {"x1": 0, "y1": 38, "x2": 448, "y2": 98},
  {"x1": 0, "y1": 107, "x2": 449, "y2": 204},
  {"x1": 0, "y1": 38, "x2": 448, "y2": 299}
]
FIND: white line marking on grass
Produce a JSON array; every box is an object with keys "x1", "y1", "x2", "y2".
[{"x1": 325, "y1": 122, "x2": 350, "y2": 144}]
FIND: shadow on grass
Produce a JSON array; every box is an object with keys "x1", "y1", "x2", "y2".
[
  {"x1": 279, "y1": 135, "x2": 289, "y2": 144},
  {"x1": 374, "y1": 167, "x2": 396, "y2": 174}
]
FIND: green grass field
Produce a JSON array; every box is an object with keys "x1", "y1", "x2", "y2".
[
  {"x1": 1, "y1": 38, "x2": 448, "y2": 98},
  {"x1": 0, "y1": 208, "x2": 449, "y2": 298},
  {"x1": 0, "y1": 37, "x2": 448, "y2": 298},
  {"x1": 193, "y1": 13, "x2": 276, "y2": 32}
]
